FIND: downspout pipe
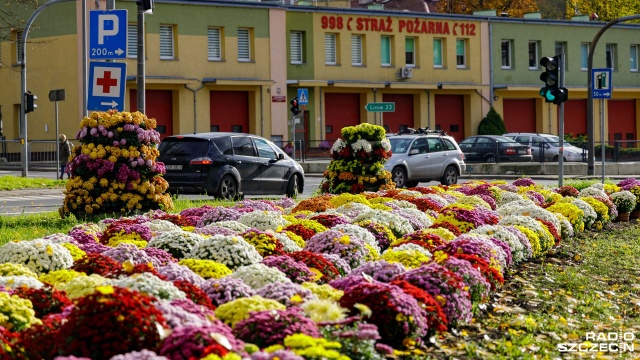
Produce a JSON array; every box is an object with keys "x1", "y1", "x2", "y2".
[
  {"x1": 489, "y1": 22, "x2": 494, "y2": 107},
  {"x1": 184, "y1": 83, "x2": 204, "y2": 134}
]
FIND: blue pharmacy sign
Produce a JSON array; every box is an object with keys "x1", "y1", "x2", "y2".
[{"x1": 592, "y1": 68, "x2": 612, "y2": 99}]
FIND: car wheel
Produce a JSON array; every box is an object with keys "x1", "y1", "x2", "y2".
[
  {"x1": 553, "y1": 155, "x2": 559, "y2": 162},
  {"x1": 392, "y1": 167, "x2": 408, "y2": 188},
  {"x1": 485, "y1": 154, "x2": 496, "y2": 163},
  {"x1": 215, "y1": 175, "x2": 238, "y2": 200},
  {"x1": 441, "y1": 165, "x2": 458, "y2": 185},
  {"x1": 406, "y1": 181, "x2": 419, "y2": 188},
  {"x1": 285, "y1": 174, "x2": 300, "y2": 198}
]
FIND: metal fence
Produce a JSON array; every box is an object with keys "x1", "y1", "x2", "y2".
[{"x1": 0, "y1": 138, "x2": 79, "y2": 169}]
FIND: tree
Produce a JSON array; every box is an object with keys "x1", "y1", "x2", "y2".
[
  {"x1": 537, "y1": 0, "x2": 567, "y2": 19},
  {"x1": 477, "y1": 107, "x2": 507, "y2": 135},
  {"x1": 566, "y1": 0, "x2": 640, "y2": 22},
  {"x1": 436, "y1": 0, "x2": 539, "y2": 18}
]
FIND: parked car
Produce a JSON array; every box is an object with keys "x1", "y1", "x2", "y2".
[
  {"x1": 157, "y1": 133, "x2": 304, "y2": 199},
  {"x1": 384, "y1": 129, "x2": 465, "y2": 187},
  {"x1": 502, "y1": 132, "x2": 587, "y2": 162},
  {"x1": 458, "y1": 135, "x2": 533, "y2": 163}
]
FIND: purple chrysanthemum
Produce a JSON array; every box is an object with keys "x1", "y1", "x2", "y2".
[
  {"x1": 304, "y1": 230, "x2": 366, "y2": 269},
  {"x1": 142, "y1": 247, "x2": 178, "y2": 266},
  {"x1": 350, "y1": 260, "x2": 406, "y2": 283},
  {"x1": 157, "y1": 263, "x2": 206, "y2": 287},
  {"x1": 201, "y1": 277, "x2": 256, "y2": 306},
  {"x1": 158, "y1": 323, "x2": 244, "y2": 360},
  {"x1": 232, "y1": 307, "x2": 320, "y2": 348},
  {"x1": 261, "y1": 255, "x2": 314, "y2": 284},
  {"x1": 256, "y1": 281, "x2": 313, "y2": 306},
  {"x1": 196, "y1": 207, "x2": 242, "y2": 227}
]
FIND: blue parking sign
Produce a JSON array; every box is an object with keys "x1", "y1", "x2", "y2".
[
  {"x1": 297, "y1": 88, "x2": 309, "y2": 105},
  {"x1": 89, "y1": 10, "x2": 127, "y2": 59}
]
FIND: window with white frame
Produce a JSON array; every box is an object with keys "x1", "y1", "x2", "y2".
[
  {"x1": 351, "y1": 34, "x2": 362, "y2": 66},
  {"x1": 208, "y1": 27, "x2": 222, "y2": 61},
  {"x1": 555, "y1": 41, "x2": 567, "y2": 70},
  {"x1": 433, "y1": 38, "x2": 443, "y2": 68},
  {"x1": 501, "y1": 40, "x2": 513, "y2": 69},
  {"x1": 325, "y1": 33, "x2": 337, "y2": 65},
  {"x1": 405, "y1": 37, "x2": 416, "y2": 67},
  {"x1": 631, "y1": 45, "x2": 639, "y2": 72},
  {"x1": 580, "y1": 43, "x2": 589, "y2": 70},
  {"x1": 456, "y1": 39, "x2": 466, "y2": 68},
  {"x1": 606, "y1": 43, "x2": 617, "y2": 70},
  {"x1": 15, "y1": 30, "x2": 23, "y2": 64},
  {"x1": 290, "y1": 31, "x2": 303, "y2": 64},
  {"x1": 237, "y1": 28, "x2": 251, "y2": 62},
  {"x1": 127, "y1": 24, "x2": 137, "y2": 58},
  {"x1": 159, "y1": 25, "x2": 175, "y2": 60},
  {"x1": 381, "y1": 35, "x2": 391, "y2": 66},
  {"x1": 528, "y1": 41, "x2": 539, "y2": 69}
]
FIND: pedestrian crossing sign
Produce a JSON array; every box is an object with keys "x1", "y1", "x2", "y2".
[{"x1": 297, "y1": 88, "x2": 309, "y2": 105}]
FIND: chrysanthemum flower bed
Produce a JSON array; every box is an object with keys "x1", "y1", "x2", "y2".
[{"x1": 0, "y1": 178, "x2": 633, "y2": 359}]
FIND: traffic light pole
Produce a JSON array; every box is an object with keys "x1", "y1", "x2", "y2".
[
  {"x1": 558, "y1": 53, "x2": 565, "y2": 187},
  {"x1": 587, "y1": 14, "x2": 640, "y2": 176},
  {"x1": 19, "y1": 0, "x2": 75, "y2": 177}
]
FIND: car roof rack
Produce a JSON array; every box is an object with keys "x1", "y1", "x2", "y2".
[{"x1": 395, "y1": 127, "x2": 448, "y2": 136}]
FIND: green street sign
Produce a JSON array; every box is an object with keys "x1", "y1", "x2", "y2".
[{"x1": 365, "y1": 102, "x2": 395, "y2": 112}]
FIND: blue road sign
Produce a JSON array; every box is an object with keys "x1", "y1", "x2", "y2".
[
  {"x1": 592, "y1": 68, "x2": 612, "y2": 99},
  {"x1": 297, "y1": 88, "x2": 309, "y2": 105},
  {"x1": 89, "y1": 10, "x2": 127, "y2": 59},
  {"x1": 88, "y1": 62, "x2": 126, "y2": 111}
]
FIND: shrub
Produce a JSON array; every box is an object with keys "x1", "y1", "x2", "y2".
[{"x1": 477, "y1": 107, "x2": 507, "y2": 135}]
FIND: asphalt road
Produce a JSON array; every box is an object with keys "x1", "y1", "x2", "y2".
[{"x1": 0, "y1": 170, "x2": 569, "y2": 216}]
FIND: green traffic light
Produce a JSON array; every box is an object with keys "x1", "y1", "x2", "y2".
[{"x1": 539, "y1": 87, "x2": 555, "y2": 102}]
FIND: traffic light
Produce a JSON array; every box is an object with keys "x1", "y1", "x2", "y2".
[
  {"x1": 25, "y1": 91, "x2": 37, "y2": 113},
  {"x1": 290, "y1": 97, "x2": 299, "y2": 116},
  {"x1": 539, "y1": 56, "x2": 559, "y2": 103}
]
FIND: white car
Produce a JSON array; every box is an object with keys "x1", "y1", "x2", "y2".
[
  {"x1": 384, "y1": 129, "x2": 465, "y2": 187},
  {"x1": 503, "y1": 133, "x2": 587, "y2": 162}
]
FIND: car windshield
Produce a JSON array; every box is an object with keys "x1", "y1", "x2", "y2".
[
  {"x1": 159, "y1": 138, "x2": 209, "y2": 156},
  {"x1": 495, "y1": 137, "x2": 516, "y2": 143},
  {"x1": 389, "y1": 138, "x2": 413, "y2": 154},
  {"x1": 542, "y1": 135, "x2": 562, "y2": 147}
]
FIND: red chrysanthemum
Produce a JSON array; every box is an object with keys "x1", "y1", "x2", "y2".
[
  {"x1": 284, "y1": 224, "x2": 316, "y2": 241},
  {"x1": 13, "y1": 315, "x2": 63, "y2": 360},
  {"x1": 172, "y1": 280, "x2": 216, "y2": 312},
  {"x1": 55, "y1": 286, "x2": 167, "y2": 360},
  {"x1": 453, "y1": 253, "x2": 504, "y2": 291},
  {"x1": 537, "y1": 218, "x2": 561, "y2": 246},
  {"x1": 71, "y1": 253, "x2": 123, "y2": 278},
  {"x1": 12, "y1": 287, "x2": 72, "y2": 319},
  {"x1": 286, "y1": 251, "x2": 340, "y2": 284},
  {"x1": 389, "y1": 279, "x2": 448, "y2": 333},
  {"x1": 429, "y1": 221, "x2": 462, "y2": 236},
  {"x1": 394, "y1": 231, "x2": 447, "y2": 252}
]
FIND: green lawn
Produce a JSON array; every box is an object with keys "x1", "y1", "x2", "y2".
[{"x1": 0, "y1": 175, "x2": 66, "y2": 191}]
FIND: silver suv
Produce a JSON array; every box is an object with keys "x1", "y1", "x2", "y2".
[
  {"x1": 502, "y1": 132, "x2": 587, "y2": 162},
  {"x1": 384, "y1": 129, "x2": 465, "y2": 187}
]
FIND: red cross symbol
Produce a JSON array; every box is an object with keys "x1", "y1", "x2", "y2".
[{"x1": 97, "y1": 71, "x2": 118, "y2": 93}]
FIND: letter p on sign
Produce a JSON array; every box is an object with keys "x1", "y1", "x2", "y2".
[{"x1": 98, "y1": 14, "x2": 119, "y2": 45}]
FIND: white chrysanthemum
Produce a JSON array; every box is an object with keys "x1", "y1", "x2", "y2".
[
  {"x1": 147, "y1": 219, "x2": 182, "y2": 233},
  {"x1": 380, "y1": 138, "x2": 391, "y2": 152},
  {"x1": 330, "y1": 138, "x2": 347, "y2": 154},
  {"x1": 0, "y1": 239, "x2": 73, "y2": 274},
  {"x1": 351, "y1": 139, "x2": 373, "y2": 153},
  {"x1": 496, "y1": 191, "x2": 527, "y2": 207},
  {"x1": 112, "y1": 272, "x2": 186, "y2": 300},
  {"x1": 394, "y1": 208, "x2": 433, "y2": 229},
  {"x1": 352, "y1": 210, "x2": 414, "y2": 237},
  {"x1": 230, "y1": 263, "x2": 291, "y2": 290},
  {"x1": 335, "y1": 202, "x2": 374, "y2": 219},
  {"x1": 579, "y1": 186, "x2": 609, "y2": 199},
  {"x1": 147, "y1": 230, "x2": 205, "y2": 259},
  {"x1": 0, "y1": 275, "x2": 44, "y2": 290},
  {"x1": 331, "y1": 223, "x2": 380, "y2": 253},
  {"x1": 554, "y1": 213, "x2": 575, "y2": 239},
  {"x1": 497, "y1": 204, "x2": 561, "y2": 232},
  {"x1": 471, "y1": 225, "x2": 527, "y2": 263},
  {"x1": 385, "y1": 200, "x2": 418, "y2": 209},
  {"x1": 188, "y1": 234, "x2": 262, "y2": 269},
  {"x1": 237, "y1": 211, "x2": 289, "y2": 231},
  {"x1": 269, "y1": 231, "x2": 302, "y2": 253},
  {"x1": 392, "y1": 243, "x2": 432, "y2": 257},
  {"x1": 571, "y1": 198, "x2": 597, "y2": 227},
  {"x1": 213, "y1": 220, "x2": 250, "y2": 233},
  {"x1": 43, "y1": 233, "x2": 77, "y2": 244},
  {"x1": 397, "y1": 189, "x2": 423, "y2": 197},
  {"x1": 498, "y1": 215, "x2": 555, "y2": 253}
]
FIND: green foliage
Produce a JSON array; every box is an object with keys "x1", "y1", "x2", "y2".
[
  {"x1": 477, "y1": 107, "x2": 507, "y2": 136},
  {"x1": 564, "y1": 178, "x2": 615, "y2": 190},
  {"x1": 567, "y1": 0, "x2": 640, "y2": 22}
]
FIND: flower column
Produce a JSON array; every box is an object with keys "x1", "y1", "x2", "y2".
[
  {"x1": 60, "y1": 110, "x2": 174, "y2": 218},
  {"x1": 320, "y1": 123, "x2": 394, "y2": 194}
]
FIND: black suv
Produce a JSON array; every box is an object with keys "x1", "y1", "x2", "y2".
[{"x1": 157, "y1": 133, "x2": 304, "y2": 199}]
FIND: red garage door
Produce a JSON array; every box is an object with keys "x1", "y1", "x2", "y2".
[
  {"x1": 434, "y1": 95, "x2": 464, "y2": 142},
  {"x1": 210, "y1": 91, "x2": 249, "y2": 133},
  {"x1": 560, "y1": 99, "x2": 587, "y2": 138},
  {"x1": 130, "y1": 90, "x2": 173, "y2": 138},
  {"x1": 324, "y1": 93, "x2": 360, "y2": 141},
  {"x1": 382, "y1": 94, "x2": 413, "y2": 134},
  {"x1": 503, "y1": 99, "x2": 536, "y2": 133},
  {"x1": 608, "y1": 100, "x2": 636, "y2": 146}
]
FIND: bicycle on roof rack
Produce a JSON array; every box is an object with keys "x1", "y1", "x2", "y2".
[{"x1": 394, "y1": 127, "x2": 448, "y2": 136}]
